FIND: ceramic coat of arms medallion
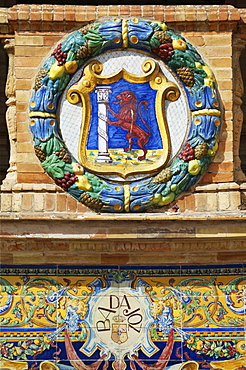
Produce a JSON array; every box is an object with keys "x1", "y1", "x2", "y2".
[
  {"x1": 81, "y1": 276, "x2": 157, "y2": 363},
  {"x1": 29, "y1": 19, "x2": 222, "y2": 212}
]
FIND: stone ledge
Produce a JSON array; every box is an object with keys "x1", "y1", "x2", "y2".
[
  {"x1": 1, "y1": 214, "x2": 246, "y2": 259},
  {"x1": 0, "y1": 210, "x2": 246, "y2": 222},
  {"x1": 194, "y1": 182, "x2": 240, "y2": 192}
]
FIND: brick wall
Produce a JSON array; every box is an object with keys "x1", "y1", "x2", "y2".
[{"x1": 1, "y1": 5, "x2": 244, "y2": 211}]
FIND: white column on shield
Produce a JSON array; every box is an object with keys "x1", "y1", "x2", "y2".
[{"x1": 94, "y1": 86, "x2": 112, "y2": 163}]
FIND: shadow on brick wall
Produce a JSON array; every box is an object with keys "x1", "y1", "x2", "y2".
[
  {"x1": 240, "y1": 47, "x2": 246, "y2": 175},
  {"x1": 0, "y1": 44, "x2": 9, "y2": 184}
]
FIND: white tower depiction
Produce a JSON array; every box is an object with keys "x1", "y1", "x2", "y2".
[{"x1": 94, "y1": 86, "x2": 113, "y2": 163}]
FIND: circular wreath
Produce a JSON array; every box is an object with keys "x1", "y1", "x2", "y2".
[{"x1": 29, "y1": 19, "x2": 221, "y2": 213}]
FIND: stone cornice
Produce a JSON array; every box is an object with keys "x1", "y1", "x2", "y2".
[
  {"x1": 1, "y1": 212, "x2": 246, "y2": 242},
  {"x1": 0, "y1": 5, "x2": 245, "y2": 33}
]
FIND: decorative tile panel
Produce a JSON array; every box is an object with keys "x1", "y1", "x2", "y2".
[{"x1": 1, "y1": 265, "x2": 245, "y2": 370}]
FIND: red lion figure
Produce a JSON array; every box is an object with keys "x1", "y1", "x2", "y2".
[{"x1": 106, "y1": 90, "x2": 150, "y2": 161}]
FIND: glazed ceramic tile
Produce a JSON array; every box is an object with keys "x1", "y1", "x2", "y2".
[{"x1": 1, "y1": 265, "x2": 245, "y2": 370}]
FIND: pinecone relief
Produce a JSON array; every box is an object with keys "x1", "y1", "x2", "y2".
[
  {"x1": 176, "y1": 67, "x2": 194, "y2": 87},
  {"x1": 154, "y1": 167, "x2": 172, "y2": 184},
  {"x1": 154, "y1": 31, "x2": 172, "y2": 44},
  {"x1": 35, "y1": 68, "x2": 48, "y2": 91},
  {"x1": 195, "y1": 142, "x2": 208, "y2": 159},
  {"x1": 34, "y1": 146, "x2": 46, "y2": 162},
  {"x1": 79, "y1": 24, "x2": 95, "y2": 35},
  {"x1": 55, "y1": 147, "x2": 72, "y2": 163},
  {"x1": 76, "y1": 42, "x2": 92, "y2": 59},
  {"x1": 80, "y1": 192, "x2": 103, "y2": 211}
]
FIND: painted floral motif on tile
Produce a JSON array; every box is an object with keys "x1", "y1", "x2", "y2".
[{"x1": 0, "y1": 266, "x2": 246, "y2": 370}]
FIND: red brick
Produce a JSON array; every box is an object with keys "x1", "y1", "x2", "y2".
[
  {"x1": 65, "y1": 5, "x2": 75, "y2": 22},
  {"x1": 142, "y1": 5, "x2": 153, "y2": 18},
  {"x1": 207, "y1": 7, "x2": 219, "y2": 22},
  {"x1": 130, "y1": 5, "x2": 141, "y2": 16},
  {"x1": 97, "y1": 6, "x2": 108, "y2": 17},
  {"x1": 53, "y1": 5, "x2": 65, "y2": 22},
  {"x1": 57, "y1": 193, "x2": 67, "y2": 212},
  {"x1": 67, "y1": 196, "x2": 78, "y2": 212},
  {"x1": 86, "y1": 6, "x2": 97, "y2": 21},
  {"x1": 75, "y1": 5, "x2": 86, "y2": 22},
  {"x1": 17, "y1": 173, "x2": 53, "y2": 183},
  {"x1": 220, "y1": 141, "x2": 233, "y2": 152},
  {"x1": 8, "y1": 6, "x2": 18, "y2": 21},
  {"x1": 17, "y1": 142, "x2": 33, "y2": 152},
  {"x1": 19, "y1": 4, "x2": 30, "y2": 21},
  {"x1": 108, "y1": 5, "x2": 119, "y2": 17},
  {"x1": 31, "y1": 22, "x2": 42, "y2": 32},
  {"x1": 175, "y1": 197, "x2": 185, "y2": 213},
  {"x1": 218, "y1": 251, "x2": 246, "y2": 263},
  {"x1": 208, "y1": 162, "x2": 233, "y2": 172},
  {"x1": 219, "y1": 23, "x2": 230, "y2": 32},
  {"x1": 186, "y1": 24, "x2": 195, "y2": 32},
  {"x1": 239, "y1": 25, "x2": 246, "y2": 34},
  {"x1": 219, "y1": 5, "x2": 229, "y2": 21},
  {"x1": 22, "y1": 193, "x2": 33, "y2": 211},
  {"x1": 17, "y1": 163, "x2": 44, "y2": 173},
  {"x1": 17, "y1": 132, "x2": 32, "y2": 142},
  {"x1": 17, "y1": 123, "x2": 29, "y2": 134},
  {"x1": 200, "y1": 172, "x2": 234, "y2": 184},
  {"x1": 53, "y1": 23, "x2": 65, "y2": 32},
  {"x1": 185, "y1": 8, "x2": 196, "y2": 22},
  {"x1": 42, "y1": 22, "x2": 54, "y2": 32},
  {"x1": 15, "y1": 46, "x2": 50, "y2": 57},
  {"x1": 44, "y1": 35, "x2": 63, "y2": 46},
  {"x1": 16, "y1": 112, "x2": 28, "y2": 123},
  {"x1": 229, "y1": 7, "x2": 240, "y2": 21},
  {"x1": 184, "y1": 193, "x2": 195, "y2": 211},
  {"x1": 196, "y1": 7, "x2": 207, "y2": 22},
  {"x1": 77, "y1": 203, "x2": 87, "y2": 213},
  {"x1": 101, "y1": 254, "x2": 129, "y2": 265},
  {"x1": 154, "y1": 9, "x2": 164, "y2": 22},
  {"x1": 240, "y1": 9, "x2": 246, "y2": 23},
  {"x1": 165, "y1": 7, "x2": 176, "y2": 23},
  {"x1": 45, "y1": 193, "x2": 56, "y2": 211},
  {"x1": 176, "y1": 24, "x2": 186, "y2": 33},
  {"x1": 18, "y1": 22, "x2": 31, "y2": 32},
  {"x1": 119, "y1": 5, "x2": 130, "y2": 16},
  {"x1": 16, "y1": 79, "x2": 33, "y2": 90},
  {"x1": 175, "y1": 6, "x2": 186, "y2": 22},
  {"x1": 30, "y1": 5, "x2": 42, "y2": 22},
  {"x1": 66, "y1": 22, "x2": 76, "y2": 32},
  {"x1": 42, "y1": 5, "x2": 53, "y2": 22}
]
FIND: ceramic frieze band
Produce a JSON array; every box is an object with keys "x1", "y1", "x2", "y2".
[
  {"x1": 29, "y1": 19, "x2": 222, "y2": 212},
  {"x1": 0, "y1": 265, "x2": 245, "y2": 370}
]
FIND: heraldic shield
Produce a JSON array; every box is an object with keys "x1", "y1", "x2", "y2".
[
  {"x1": 111, "y1": 323, "x2": 128, "y2": 344},
  {"x1": 67, "y1": 59, "x2": 180, "y2": 179}
]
